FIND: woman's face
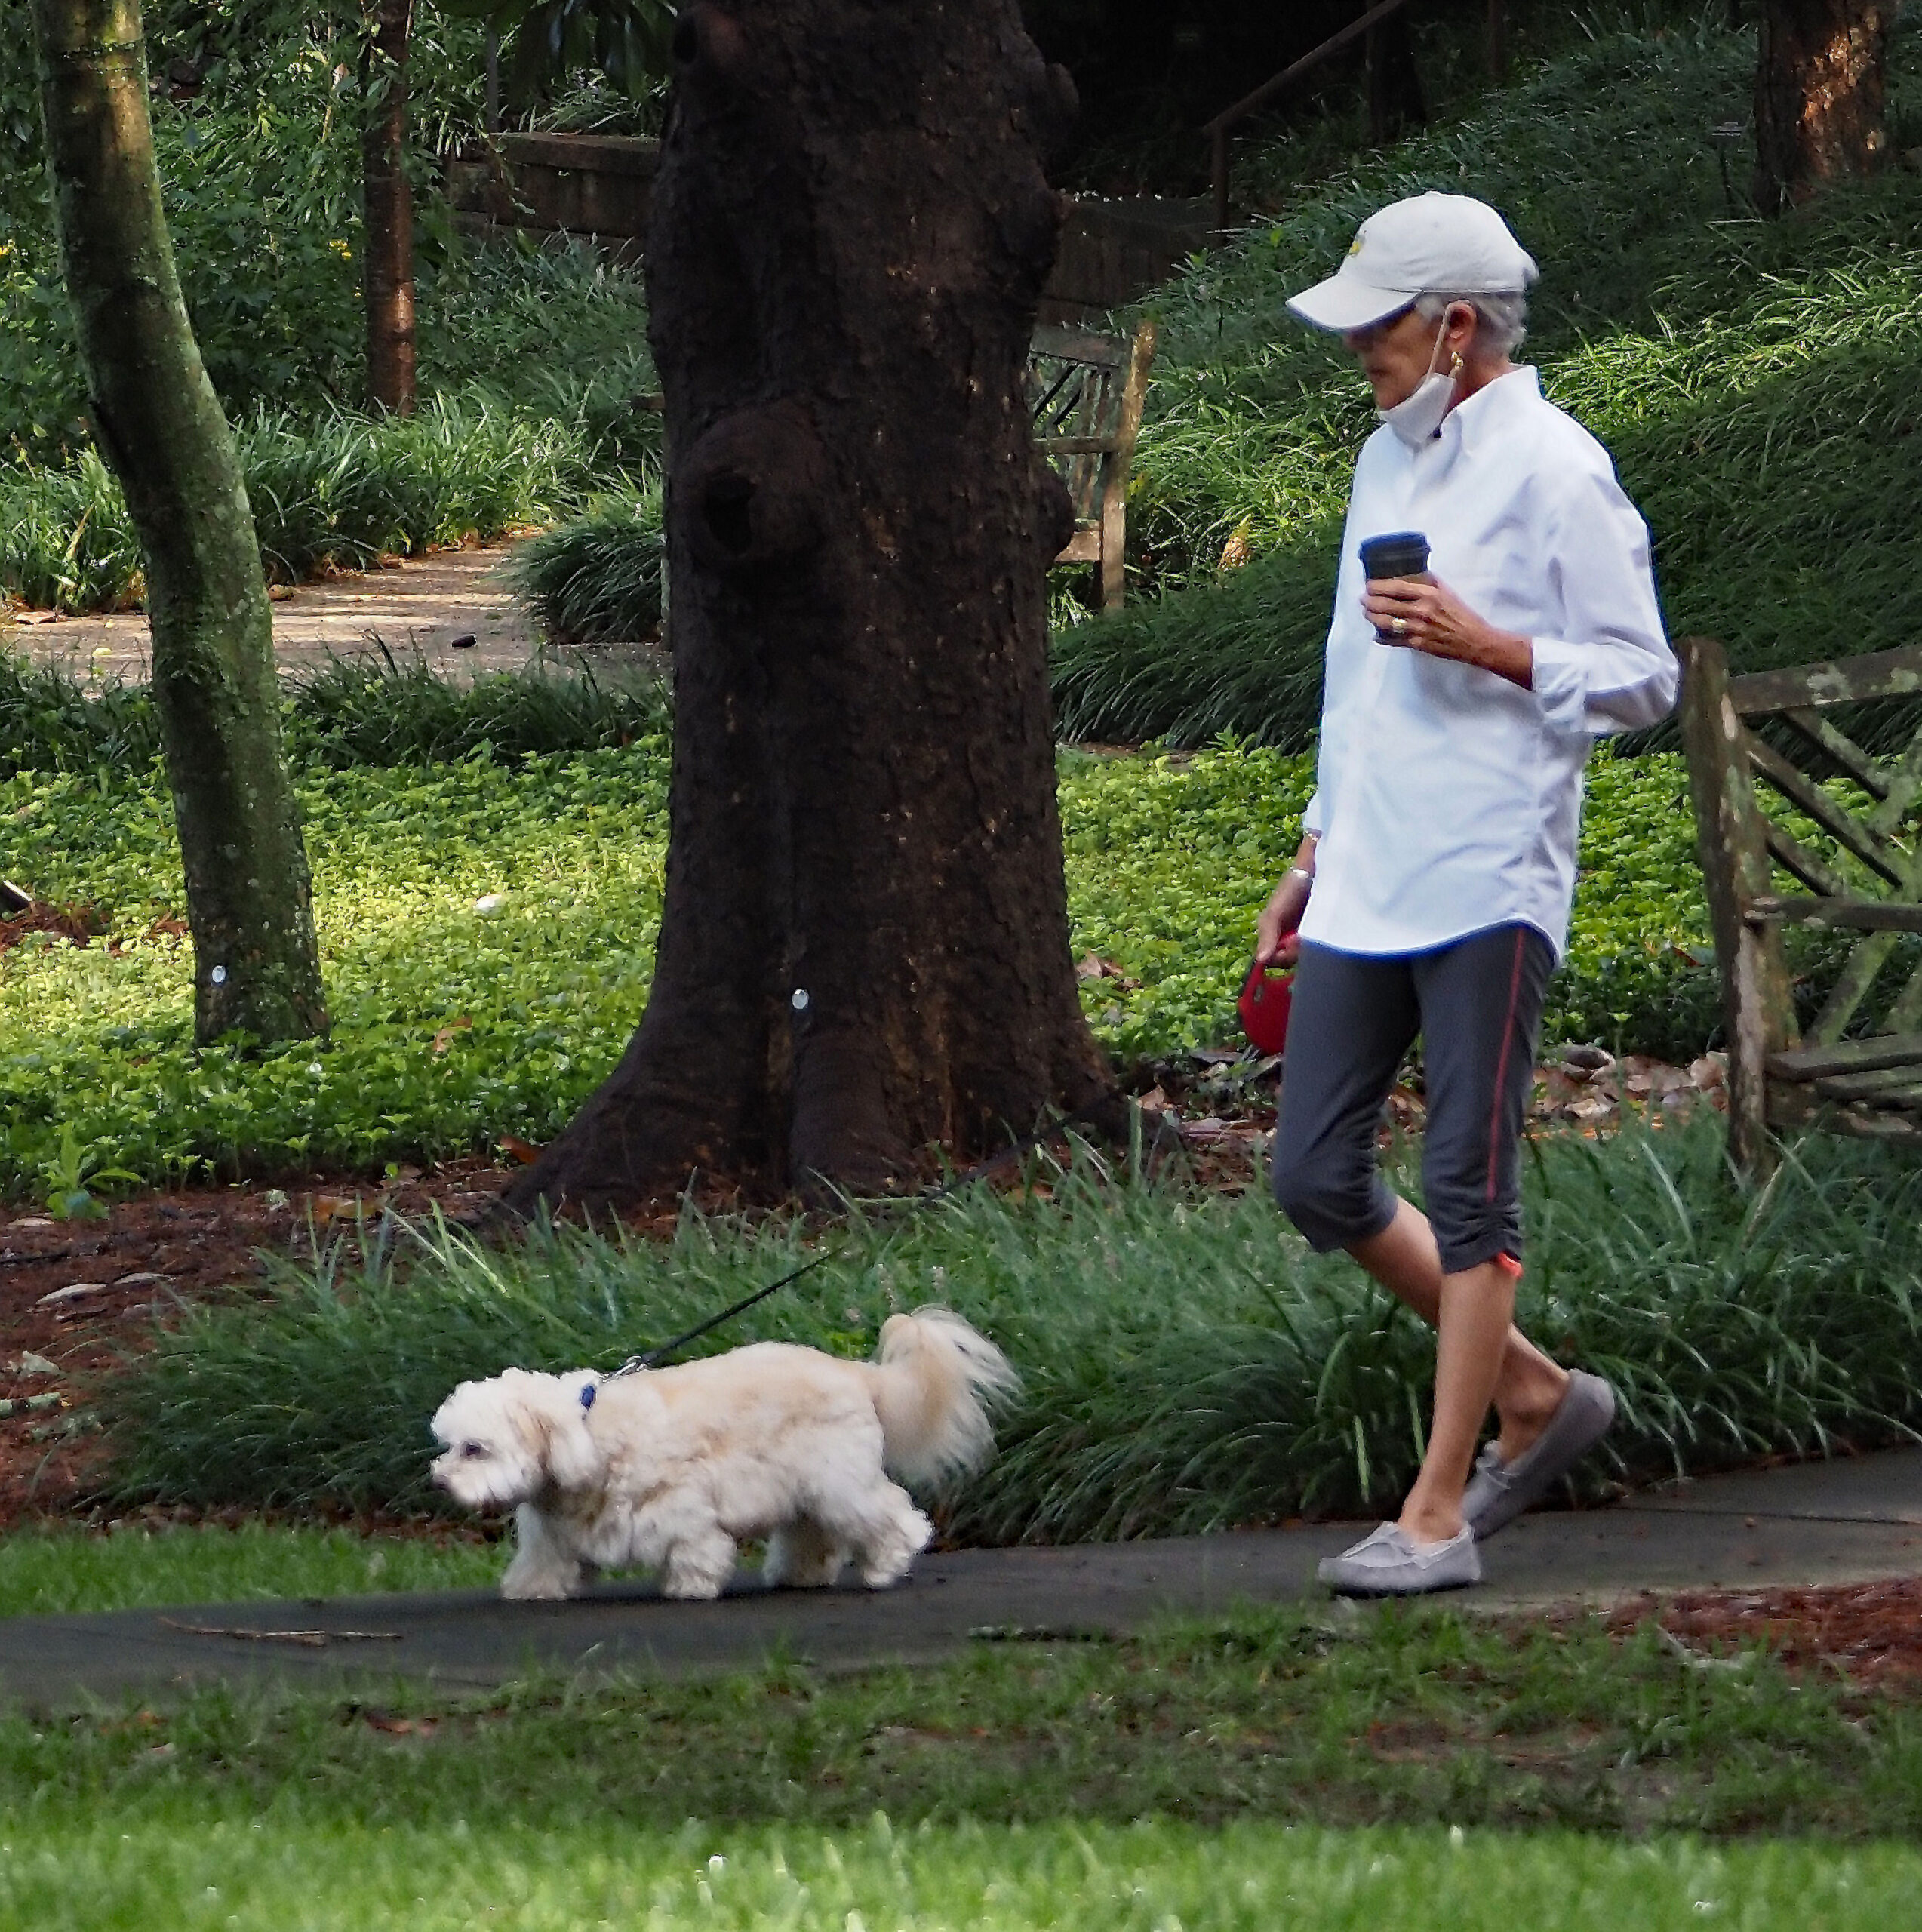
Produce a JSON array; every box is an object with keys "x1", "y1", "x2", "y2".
[{"x1": 1342, "y1": 304, "x2": 1450, "y2": 410}]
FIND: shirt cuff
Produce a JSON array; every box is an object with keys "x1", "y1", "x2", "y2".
[{"x1": 1528, "y1": 637, "x2": 1593, "y2": 738}]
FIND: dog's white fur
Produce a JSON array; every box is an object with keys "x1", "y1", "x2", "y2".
[{"x1": 429, "y1": 1308, "x2": 1016, "y2": 1601}]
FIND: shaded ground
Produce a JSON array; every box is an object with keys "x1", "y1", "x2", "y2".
[
  {"x1": 9, "y1": 544, "x2": 544, "y2": 685},
  {"x1": 0, "y1": 1449, "x2": 1917, "y2": 1712}
]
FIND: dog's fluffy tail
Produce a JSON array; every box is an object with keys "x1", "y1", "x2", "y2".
[{"x1": 869, "y1": 1306, "x2": 1019, "y2": 1489}]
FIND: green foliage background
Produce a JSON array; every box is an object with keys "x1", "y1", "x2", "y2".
[
  {"x1": 1050, "y1": 10, "x2": 1922, "y2": 743},
  {"x1": 0, "y1": 715, "x2": 1712, "y2": 1198}
]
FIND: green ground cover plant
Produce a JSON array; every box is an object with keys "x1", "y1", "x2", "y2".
[
  {"x1": 1050, "y1": 10, "x2": 1922, "y2": 745},
  {"x1": 0, "y1": 709, "x2": 1714, "y2": 1198},
  {"x1": 1, "y1": 1604, "x2": 1920, "y2": 1928},
  {"x1": 99, "y1": 1121, "x2": 1922, "y2": 1534}
]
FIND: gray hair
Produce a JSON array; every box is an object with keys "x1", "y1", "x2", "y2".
[{"x1": 1413, "y1": 290, "x2": 1528, "y2": 357}]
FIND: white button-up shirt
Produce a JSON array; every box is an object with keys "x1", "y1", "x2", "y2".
[{"x1": 1299, "y1": 366, "x2": 1676, "y2": 962}]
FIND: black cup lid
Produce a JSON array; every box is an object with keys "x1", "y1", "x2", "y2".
[{"x1": 1358, "y1": 531, "x2": 1430, "y2": 577}]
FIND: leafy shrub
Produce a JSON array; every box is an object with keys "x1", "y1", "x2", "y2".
[
  {"x1": 96, "y1": 1121, "x2": 1922, "y2": 1534},
  {"x1": 511, "y1": 489, "x2": 664, "y2": 645}
]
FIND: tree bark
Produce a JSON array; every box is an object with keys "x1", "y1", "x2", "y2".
[
  {"x1": 1754, "y1": 0, "x2": 1892, "y2": 214},
  {"x1": 506, "y1": 0, "x2": 1114, "y2": 1217},
  {"x1": 29, "y1": 0, "x2": 328, "y2": 1048},
  {"x1": 362, "y1": 0, "x2": 416, "y2": 413},
  {"x1": 1366, "y1": 17, "x2": 1425, "y2": 146}
]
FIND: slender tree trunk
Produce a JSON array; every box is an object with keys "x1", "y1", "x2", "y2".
[
  {"x1": 1754, "y1": 0, "x2": 1892, "y2": 214},
  {"x1": 30, "y1": 0, "x2": 327, "y2": 1047},
  {"x1": 505, "y1": 0, "x2": 1114, "y2": 1217},
  {"x1": 1366, "y1": 17, "x2": 1425, "y2": 146},
  {"x1": 362, "y1": 0, "x2": 416, "y2": 413}
]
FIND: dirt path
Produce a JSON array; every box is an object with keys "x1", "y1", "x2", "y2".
[{"x1": 10, "y1": 545, "x2": 545, "y2": 685}]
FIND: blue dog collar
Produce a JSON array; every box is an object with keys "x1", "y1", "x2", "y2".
[{"x1": 580, "y1": 1383, "x2": 597, "y2": 1411}]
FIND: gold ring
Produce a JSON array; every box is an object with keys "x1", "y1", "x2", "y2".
[{"x1": 1392, "y1": 616, "x2": 1408, "y2": 636}]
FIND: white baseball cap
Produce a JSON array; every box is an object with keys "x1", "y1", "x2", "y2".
[{"x1": 1287, "y1": 192, "x2": 1539, "y2": 334}]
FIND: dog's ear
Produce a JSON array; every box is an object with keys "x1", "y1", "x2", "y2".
[{"x1": 539, "y1": 1373, "x2": 605, "y2": 1491}]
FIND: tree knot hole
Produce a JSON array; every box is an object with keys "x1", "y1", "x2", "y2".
[{"x1": 703, "y1": 475, "x2": 756, "y2": 555}]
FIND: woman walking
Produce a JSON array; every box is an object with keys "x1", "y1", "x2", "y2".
[{"x1": 1259, "y1": 192, "x2": 1677, "y2": 1595}]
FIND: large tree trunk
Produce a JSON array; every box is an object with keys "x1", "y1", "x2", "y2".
[
  {"x1": 1754, "y1": 0, "x2": 1892, "y2": 214},
  {"x1": 30, "y1": 0, "x2": 328, "y2": 1048},
  {"x1": 362, "y1": 0, "x2": 416, "y2": 413},
  {"x1": 506, "y1": 0, "x2": 1113, "y2": 1217}
]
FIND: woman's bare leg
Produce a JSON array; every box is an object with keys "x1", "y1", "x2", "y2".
[{"x1": 1349, "y1": 1196, "x2": 1568, "y2": 1480}]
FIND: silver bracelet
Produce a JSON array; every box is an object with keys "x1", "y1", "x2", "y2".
[{"x1": 1286, "y1": 867, "x2": 1314, "y2": 886}]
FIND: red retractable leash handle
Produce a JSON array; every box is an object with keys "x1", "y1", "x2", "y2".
[{"x1": 1238, "y1": 955, "x2": 1293, "y2": 1056}]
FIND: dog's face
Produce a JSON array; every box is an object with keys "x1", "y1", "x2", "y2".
[{"x1": 429, "y1": 1368, "x2": 604, "y2": 1512}]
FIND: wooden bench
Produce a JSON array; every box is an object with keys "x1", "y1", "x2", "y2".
[
  {"x1": 1028, "y1": 319, "x2": 1158, "y2": 612},
  {"x1": 1679, "y1": 633, "x2": 1922, "y2": 1173}
]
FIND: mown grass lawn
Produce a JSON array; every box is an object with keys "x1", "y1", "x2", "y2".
[
  {"x1": 8, "y1": 1818, "x2": 1914, "y2": 1932},
  {"x1": 2, "y1": 1604, "x2": 1920, "y2": 1927},
  {"x1": 0, "y1": 737, "x2": 1711, "y2": 1199},
  {"x1": 0, "y1": 1524, "x2": 499, "y2": 1620}
]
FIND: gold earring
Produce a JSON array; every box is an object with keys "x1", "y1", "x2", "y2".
[{"x1": 1450, "y1": 351, "x2": 1465, "y2": 377}]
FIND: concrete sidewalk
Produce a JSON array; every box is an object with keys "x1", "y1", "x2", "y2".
[{"x1": 1, "y1": 1448, "x2": 1915, "y2": 1712}]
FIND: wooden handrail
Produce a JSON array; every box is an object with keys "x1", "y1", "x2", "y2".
[
  {"x1": 1204, "y1": 0, "x2": 1508, "y2": 243},
  {"x1": 1204, "y1": 0, "x2": 1421, "y2": 241}
]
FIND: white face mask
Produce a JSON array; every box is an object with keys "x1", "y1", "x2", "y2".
[{"x1": 1378, "y1": 319, "x2": 1459, "y2": 448}]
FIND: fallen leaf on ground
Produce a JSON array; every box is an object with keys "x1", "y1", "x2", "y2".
[{"x1": 431, "y1": 1017, "x2": 472, "y2": 1055}]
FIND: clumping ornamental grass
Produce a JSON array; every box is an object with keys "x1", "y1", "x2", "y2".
[
  {"x1": 97, "y1": 1121, "x2": 1922, "y2": 1536},
  {"x1": 510, "y1": 486, "x2": 665, "y2": 645},
  {"x1": 0, "y1": 392, "x2": 628, "y2": 615},
  {"x1": 0, "y1": 648, "x2": 670, "y2": 780}
]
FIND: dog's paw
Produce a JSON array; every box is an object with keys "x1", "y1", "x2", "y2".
[
  {"x1": 500, "y1": 1566, "x2": 579, "y2": 1601},
  {"x1": 660, "y1": 1574, "x2": 728, "y2": 1601}
]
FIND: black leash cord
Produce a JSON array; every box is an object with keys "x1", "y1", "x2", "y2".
[{"x1": 606, "y1": 1097, "x2": 1112, "y2": 1377}]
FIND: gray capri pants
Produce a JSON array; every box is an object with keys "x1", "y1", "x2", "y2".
[{"x1": 1269, "y1": 924, "x2": 1555, "y2": 1275}]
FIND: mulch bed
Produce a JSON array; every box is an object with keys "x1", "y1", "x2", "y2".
[
  {"x1": 1609, "y1": 1577, "x2": 1922, "y2": 1687},
  {"x1": 0, "y1": 1159, "x2": 512, "y2": 1530}
]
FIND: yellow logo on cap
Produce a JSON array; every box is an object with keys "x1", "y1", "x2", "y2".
[{"x1": 1348, "y1": 237, "x2": 1363, "y2": 254}]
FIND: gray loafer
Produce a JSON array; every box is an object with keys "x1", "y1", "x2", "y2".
[
  {"x1": 1317, "y1": 1523, "x2": 1481, "y2": 1597},
  {"x1": 1462, "y1": 1370, "x2": 1617, "y2": 1539}
]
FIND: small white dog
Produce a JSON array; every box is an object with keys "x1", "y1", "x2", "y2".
[{"x1": 429, "y1": 1308, "x2": 1016, "y2": 1601}]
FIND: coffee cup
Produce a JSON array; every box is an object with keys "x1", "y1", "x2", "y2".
[
  {"x1": 1358, "y1": 531, "x2": 1429, "y2": 643},
  {"x1": 1358, "y1": 531, "x2": 1430, "y2": 580}
]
